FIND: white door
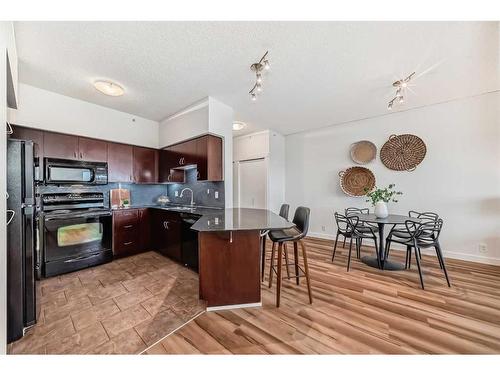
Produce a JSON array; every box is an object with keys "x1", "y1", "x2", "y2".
[{"x1": 237, "y1": 158, "x2": 267, "y2": 209}]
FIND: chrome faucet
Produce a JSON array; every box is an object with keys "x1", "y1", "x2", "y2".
[{"x1": 180, "y1": 188, "x2": 195, "y2": 206}]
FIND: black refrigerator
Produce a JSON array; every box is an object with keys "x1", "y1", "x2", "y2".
[{"x1": 7, "y1": 139, "x2": 37, "y2": 343}]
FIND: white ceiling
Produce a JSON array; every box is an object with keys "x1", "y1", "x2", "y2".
[{"x1": 14, "y1": 21, "x2": 499, "y2": 136}]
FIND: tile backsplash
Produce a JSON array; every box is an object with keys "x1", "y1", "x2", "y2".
[{"x1": 36, "y1": 175, "x2": 225, "y2": 209}]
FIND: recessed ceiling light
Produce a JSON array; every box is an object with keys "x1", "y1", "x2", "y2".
[
  {"x1": 233, "y1": 121, "x2": 247, "y2": 131},
  {"x1": 94, "y1": 80, "x2": 124, "y2": 97}
]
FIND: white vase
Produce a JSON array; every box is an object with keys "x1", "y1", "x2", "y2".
[{"x1": 374, "y1": 201, "x2": 388, "y2": 218}]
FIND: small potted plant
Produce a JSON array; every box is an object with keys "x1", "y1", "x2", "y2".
[{"x1": 364, "y1": 184, "x2": 403, "y2": 218}]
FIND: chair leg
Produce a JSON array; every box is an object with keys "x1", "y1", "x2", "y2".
[
  {"x1": 261, "y1": 235, "x2": 266, "y2": 282},
  {"x1": 268, "y1": 241, "x2": 276, "y2": 288},
  {"x1": 413, "y1": 242, "x2": 425, "y2": 289},
  {"x1": 357, "y1": 238, "x2": 362, "y2": 258},
  {"x1": 276, "y1": 243, "x2": 283, "y2": 307},
  {"x1": 342, "y1": 236, "x2": 347, "y2": 248},
  {"x1": 434, "y1": 245, "x2": 444, "y2": 269},
  {"x1": 299, "y1": 240, "x2": 313, "y2": 304},
  {"x1": 405, "y1": 245, "x2": 411, "y2": 269},
  {"x1": 349, "y1": 237, "x2": 352, "y2": 251},
  {"x1": 384, "y1": 239, "x2": 391, "y2": 260},
  {"x1": 408, "y1": 247, "x2": 412, "y2": 269},
  {"x1": 347, "y1": 238, "x2": 354, "y2": 271},
  {"x1": 418, "y1": 247, "x2": 422, "y2": 259},
  {"x1": 294, "y1": 242, "x2": 300, "y2": 285},
  {"x1": 284, "y1": 243, "x2": 291, "y2": 279},
  {"x1": 435, "y1": 243, "x2": 451, "y2": 287},
  {"x1": 332, "y1": 232, "x2": 340, "y2": 261}
]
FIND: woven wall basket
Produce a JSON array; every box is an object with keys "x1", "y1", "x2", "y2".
[
  {"x1": 339, "y1": 166, "x2": 376, "y2": 197},
  {"x1": 380, "y1": 134, "x2": 427, "y2": 172},
  {"x1": 350, "y1": 140, "x2": 377, "y2": 164}
]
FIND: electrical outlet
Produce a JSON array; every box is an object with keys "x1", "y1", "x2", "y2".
[
  {"x1": 215, "y1": 191, "x2": 219, "y2": 199},
  {"x1": 321, "y1": 226, "x2": 326, "y2": 232},
  {"x1": 479, "y1": 243, "x2": 488, "y2": 253},
  {"x1": 174, "y1": 191, "x2": 179, "y2": 197},
  {"x1": 207, "y1": 189, "x2": 210, "y2": 195}
]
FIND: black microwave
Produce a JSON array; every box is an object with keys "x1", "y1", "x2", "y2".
[{"x1": 44, "y1": 158, "x2": 108, "y2": 185}]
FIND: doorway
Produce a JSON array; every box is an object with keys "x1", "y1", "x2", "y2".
[{"x1": 236, "y1": 158, "x2": 267, "y2": 209}]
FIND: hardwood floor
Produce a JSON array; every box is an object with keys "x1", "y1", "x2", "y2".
[{"x1": 146, "y1": 237, "x2": 500, "y2": 354}]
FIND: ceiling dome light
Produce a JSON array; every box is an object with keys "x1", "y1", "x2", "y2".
[
  {"x1": 233, "y1": 121, "x2": 247, "y2": 131},
  {"x1": 94, "y1": 80, "x2": 124, "y2": 97}
]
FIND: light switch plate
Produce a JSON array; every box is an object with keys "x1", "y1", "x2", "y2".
[
  {"x1": 215, "y1": 191, "x2": 219, "y2": 199},
  {"x1": 175, "y1": 191, "x2": 179, "y2": 197}
]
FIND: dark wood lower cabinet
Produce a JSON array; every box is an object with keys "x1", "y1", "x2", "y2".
[
  {"x1": 113, "y1": 209, "x2": 144, "y2": 257},
  {"x1": 151, "y1": 210, "x2": 182, "y2": 262},
  {"x1": 138, "y1": 208, "x2": 151, "y2": 251}
]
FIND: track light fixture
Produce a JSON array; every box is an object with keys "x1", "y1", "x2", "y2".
[
  {"x1": 249, "y1": 51, "x2": 270, "y2": 101},
  {"x1": 387, "y1": 72, "x2": 415, "y2": 110}
]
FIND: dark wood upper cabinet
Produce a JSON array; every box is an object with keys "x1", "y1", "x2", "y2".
[
  {"x1": 108, "y1": 142, "x2": 133, "y2": 183},
  {"x1": 158, "y1": 135, "x2": 223, "y2": 183},
  {"x1": 196, "y1": 135, "x2": 223, "y2": 181},
  {"x1": 43, "y1": 132, "x2": 79, "y2": 160},
  {"x1": 133, "y1": 146, "x2": 158, "y2": 183},
  {"x1": 78, "y1": 137, "x2": 107, "y2": 162}
]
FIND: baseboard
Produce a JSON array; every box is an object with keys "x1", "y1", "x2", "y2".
[{"x1": 307, "y1": 232, "x2": 500, "y2": 266}]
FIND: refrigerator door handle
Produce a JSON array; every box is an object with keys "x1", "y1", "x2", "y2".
[
  {"x1": 6, "y1": 121, "x2": 13, "y2": 135},
  {"x1": 6, "y1": 210, "x2": 15, "y2": 226}
]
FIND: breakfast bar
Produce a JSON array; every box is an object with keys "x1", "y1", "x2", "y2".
[{"x1": 191, "y1": 208, "x2": 294, "y2": 310}]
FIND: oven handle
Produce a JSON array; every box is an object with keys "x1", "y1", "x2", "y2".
[
  {"x1": 64, "y1": 253, "x2": 102, "y2": 263},
  {"x1": 45, "y1": 212, "x2": 112, "y2": 221}
]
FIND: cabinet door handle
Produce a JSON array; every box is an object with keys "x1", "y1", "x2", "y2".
[
  {"x1": 164, "y1": 221, "x2": 169, "y2": 230},
  {"x1": 79, "y1": 152, "x2": 83, "y2": 159},
  {"x1": 74, "y1": 151, "x2": 77, "y2": 158},
  {"x1": 124, "y1": 224, "x2": 133, "y2": 229},
  {"x1": 123, "y1": 241, "x2": 133, "y2": 246},
  {"x1": 179, "y1": 157, "x2": 183, "y2": 165},
  {"x1": 197, "y1": 171, "x2": 200, "y2": 179},
  {"x1": 167, "y1": 174, "x2": 171, "y2": 182}
]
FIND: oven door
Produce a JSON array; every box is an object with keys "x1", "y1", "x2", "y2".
[{"x1": 43, "y1": 212, "x2": 112, "y2": 263}]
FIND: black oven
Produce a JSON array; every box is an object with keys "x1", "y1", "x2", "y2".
[
  {"x1": 44, "y1": 158, "x2": 108, "y2": 185},
  {"x1": 41, "y1": 210, "x2": 112, "y2": 277}
]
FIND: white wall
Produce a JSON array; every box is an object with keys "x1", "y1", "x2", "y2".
[
  {"x1": 158, "y1": 100, "x2": 209, "y2": 148},
  {"x1": 286, "y1": 92, "x2": 500, "y2": 264},
  {"x1": 8, "y1": 84, "x2": 159, "y2": 148},
  {"x1": 0, "y1": 21, "x2": 16, "y2": 355},
  {"x1": 208, "y1": 97, "x2": 234, "y2": 208}
]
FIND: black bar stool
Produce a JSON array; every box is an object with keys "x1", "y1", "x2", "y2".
[
  {"x1": 268, "y1": 206, "x2": 313, "y2": 307},
  {"x1": 261, "y1": 204, "x2": 289, "y2": 281}
]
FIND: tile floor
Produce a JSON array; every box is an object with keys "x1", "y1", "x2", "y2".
[{"x1": 8, "y1": 251, "x2": 206, "y2": 354}]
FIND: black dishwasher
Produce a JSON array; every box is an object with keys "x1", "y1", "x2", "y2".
[{"x1": 180, "y1": 214, "x2": 200, "y2": 272}]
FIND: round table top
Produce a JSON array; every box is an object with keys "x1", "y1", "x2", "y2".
[{"x1": 352, "y1": 213, "x2": 421, "y2": 225}]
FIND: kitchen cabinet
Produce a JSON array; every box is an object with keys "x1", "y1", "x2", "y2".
[
  {"x1": 44, "y1": 132, "x2": 79, "y2": 160},
  {"x1": 151, "y1": 210, "x2": 182, "y2": 262},
  {"x1": 108, "y1": 143, "x2": 133, "y2": 183},
  {"x1": 78, "y1": 137, "x2": 107, "y2": 162},
  {"x1": 112, "y1": 209, "x2": 140, "y2": 257},
  {"x1": 133, "y1": 146, "x2": 158, "y2": 183},
  {"x1": 159, "y1": 134, "x2": 223, "y2": 183},
  {"x1": 138, "y1": 208, "x2": 151, "y2": 251},
  {"x1": 196, "y1": 135, "x2": 223, "y2": 181}
]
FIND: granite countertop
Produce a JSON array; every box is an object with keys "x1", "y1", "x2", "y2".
[
  {"x1": 190, "y1": 208, "x2": 295, "y2": 232},
  {"x1": 112, "y1": 205, "x2": 293, "y2": 232}
]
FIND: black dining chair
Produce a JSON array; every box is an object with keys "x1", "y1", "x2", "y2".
[
  {"x1": 385, "y1": 218, "x2": 450, "y2": 289},
  {"x1": 343, "y1": 207, "x2": 377, "y2": 258},
  {"x1": 333, "y1": 213, "x2": 379, "y2": 271},
  {"x1": 262, "y1": 203, "x2": 290, "y2": 281},
  {"x1": 385, "y1": 211, "x2": 439, "y2": 261},
  {"x1": 268, "y1": 206, "x2": 313, "y2": 307}
]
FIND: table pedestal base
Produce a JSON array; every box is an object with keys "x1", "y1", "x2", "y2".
[{"x1": 361, "y1": 256, "x2": 406, "y2": 271}]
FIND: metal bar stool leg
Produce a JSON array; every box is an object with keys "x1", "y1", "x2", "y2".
[
  {"x1": 268, "y1": 241, "x2": 276, "y2": 288},
  {"x1": 299, "y1": 240, "x2": 313, "y2": 304},
  {"x1": 294, "y1": 241, "x2": 300, "y2": 285},
  {"x1": 276, "y1": 242, "x2": 283, "y2": 307}
]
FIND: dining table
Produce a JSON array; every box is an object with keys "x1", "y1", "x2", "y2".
[{"x1": 352, "y1": 213, "x2": 421, "y2": 270}]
